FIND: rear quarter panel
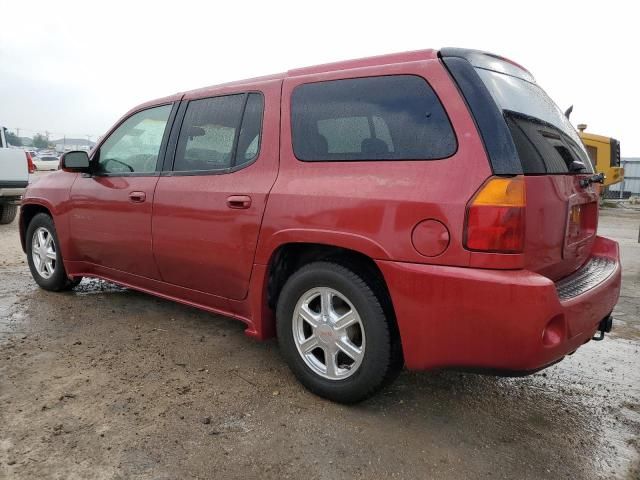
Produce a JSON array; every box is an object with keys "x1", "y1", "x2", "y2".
[{"x1": 256, "y1": 59, "x2": 493, "y2": 267}]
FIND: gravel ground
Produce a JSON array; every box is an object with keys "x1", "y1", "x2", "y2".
[{"x1": 0, "y1": 205, "x2": 639, "y2": 479}]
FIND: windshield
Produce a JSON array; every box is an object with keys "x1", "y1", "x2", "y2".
[{"x1": 476, "y1": 67, "x2": 592, "y2": 174}]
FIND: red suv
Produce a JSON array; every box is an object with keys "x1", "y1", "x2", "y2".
[{"x1": 20, "y1": 48, "x2": 621, "y2": 403}]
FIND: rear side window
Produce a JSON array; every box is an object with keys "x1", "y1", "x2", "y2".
[
  {"x1": 291, "y1": 75, "x2": 456, "y2": 161},
  {"x1": 236, "y1": 93, "x2": 264, "y2": 166},
  {"x1": 174, "y1": 93, "x2": 264, "y2": 172}
]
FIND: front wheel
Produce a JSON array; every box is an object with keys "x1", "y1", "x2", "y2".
[
  {"x1": 276, "y1": 261, "x2": 402, "y2": 403},
  {"x1": 26, "y1": 213, "x2": 82, "y2": 291}
]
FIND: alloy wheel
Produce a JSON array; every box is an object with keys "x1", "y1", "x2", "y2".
[
  {"x1": 31, "y1": 227, "x2": 57, "y2": 279},
  {"x1": 292, "y1": 287, "x2": 366, "y2": 380}
]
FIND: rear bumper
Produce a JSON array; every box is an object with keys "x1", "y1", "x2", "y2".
[
  {"x1": 376, "y1": 235, "x2": 621, "y2": 372},
  {"x1": 0, "y1": 188, "x2": 25, "y2": 200}
]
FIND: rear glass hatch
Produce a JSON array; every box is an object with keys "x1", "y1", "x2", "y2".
[{"x1": 442, "y1": 49, "x2": 599, "y2": 281}]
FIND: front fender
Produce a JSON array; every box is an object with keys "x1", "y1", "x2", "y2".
[{"x1": 20, "y1": 171, "x2": 78, "y2": 258}]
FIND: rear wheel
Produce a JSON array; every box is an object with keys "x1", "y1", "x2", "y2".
[
  {"x1": 26, "y1": 213, "x2": 82, "y2": 291},
  {"x1": 276, "y1": 261, "x2": 402, "y2": 403},
  {"x1": 0, "y1": 204, "x2": 18, "y2": 224}
]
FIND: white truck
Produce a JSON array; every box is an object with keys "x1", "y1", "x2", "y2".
[{"x1": 0, "y1": 126, "x2": 29, "y2": 224}]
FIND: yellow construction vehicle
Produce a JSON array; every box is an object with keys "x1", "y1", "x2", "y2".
[{"x1": 576, "y1": 124, "x2": 624, "y2": 187}]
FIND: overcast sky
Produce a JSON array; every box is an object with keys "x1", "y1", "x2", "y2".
[{"x1": 1, "y1": 0, "x2": 638, "y2": 154}]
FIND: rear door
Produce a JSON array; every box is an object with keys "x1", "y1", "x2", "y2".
[
  {"x1": 151, "y1": 80, "x2": 281, "y2": 300},
  {"x1": 69, "y1": 103, "x2": 175, "y2": 279}
]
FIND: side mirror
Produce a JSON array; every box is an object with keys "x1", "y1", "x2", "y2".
[{"x1": 60, "y1": 150, "x2": 91, "y2": 172}]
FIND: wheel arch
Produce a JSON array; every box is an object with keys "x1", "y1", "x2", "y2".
[
  {"x1": 255, "y1": 228, "x2": 391, "y2": 265},
  {"x1": 260, "y1": 242, "x2": 401, "y2": 358}
]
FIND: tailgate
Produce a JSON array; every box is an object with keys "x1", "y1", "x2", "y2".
[
  {"x1": 440, "y1": 50, "x2": 605, "y2": 281},
  {"x1": 524, "y1": 175, "x2": 599, "y2": 281},
  {"x1": 0, "y1": 149, "x2": 29, "y2": 186}
]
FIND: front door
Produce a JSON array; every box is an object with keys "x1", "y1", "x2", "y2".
[
  {"x1": 69, "y1": 103, "x2": 175, "y2": 279},
  {"x1": 152, "y1": 81, "x2": 281, "y2": 300}
]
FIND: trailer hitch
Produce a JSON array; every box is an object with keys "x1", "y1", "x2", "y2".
[{"x1": 592, "y1": 315, "x2": 613, "y2": 341}]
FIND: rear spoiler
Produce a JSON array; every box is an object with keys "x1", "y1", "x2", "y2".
[{"x1": 440, "y1": 48, "x2": 535, "y2": 83}]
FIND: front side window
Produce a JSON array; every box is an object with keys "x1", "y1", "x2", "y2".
[
  {"x1": 291, "y1": 75, "x2": 456, "y2": 161},
  {"x1": 97, "y1": 104, "x2": 172, "y2": 174},
  {"x1": 173, "y1": 93, "x2": 264, "y2": 172}
]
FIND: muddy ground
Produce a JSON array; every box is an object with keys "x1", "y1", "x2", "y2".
[{"x1": 1, "y1": 206, "x2": 639, "y2": 480}]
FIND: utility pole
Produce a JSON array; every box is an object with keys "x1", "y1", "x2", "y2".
[{"x1": 86, "y1": 134, "x2": 92, "y2": 146}]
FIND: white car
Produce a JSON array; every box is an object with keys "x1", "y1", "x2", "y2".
[{"x1": 33, "y1": 154, "x2": 60, "y2": 171}]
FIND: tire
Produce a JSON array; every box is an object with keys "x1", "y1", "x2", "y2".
[
  {"x1": 0, "y1": 204, "x2": 18, "y2": 224},
  {"x1": 276, "y1": 261, "x2": 402, "y2": 403},
  {"x1": 26, "y1": 213, "x2": 82, "y2": 291}
]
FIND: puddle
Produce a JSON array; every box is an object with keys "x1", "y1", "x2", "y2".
[
  {"x1": 72, "y1": 277, "x2": 128, "y2": 296},
  {"x1": 0, "y1": 267, "x2": 33, "y2": 342},
  {"x1": 526, "y1": 337, "x2": 640, "y2": 475}
]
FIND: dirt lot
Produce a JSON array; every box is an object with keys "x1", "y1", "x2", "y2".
[{"x1": 1, "y1": 206, "x2": 639, "y2": 480}]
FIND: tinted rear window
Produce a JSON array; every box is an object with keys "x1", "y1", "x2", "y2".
[
  {"x1": 291, "y1": 75, "x2": 456, "y2": 161},
  {"x1": 505, "y1": 112, "x2": 592, "y2": 174},
  {"x1": 476, "y1": 68, "x2": 592, "y2": 174}
]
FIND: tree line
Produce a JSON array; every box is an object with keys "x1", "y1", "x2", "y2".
[{"x1": 4, "y1": 131, "x2": 49, "y2": 149}]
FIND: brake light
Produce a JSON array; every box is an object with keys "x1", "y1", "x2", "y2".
[
  {"x1": 25, "y1": 152, "x2": 35, "y2": 174},
  {"x1": 464, "y1": 176, "x2": 526, "y2": 253}
]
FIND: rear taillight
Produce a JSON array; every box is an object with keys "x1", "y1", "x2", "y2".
[
  {"x1": 26, "y1": 152, "x2": 35, "y2": 174},
  {"x1": 464, "y1": 176, "x2": 526, "y2": 253}
]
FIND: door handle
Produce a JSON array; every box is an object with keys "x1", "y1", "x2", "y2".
[
  {"x1": 226, "y1": 195, "x2": 252, "y2": 209},
  {"x1": 129, "y1": 191, "x2": 146, "y2": 203}
]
